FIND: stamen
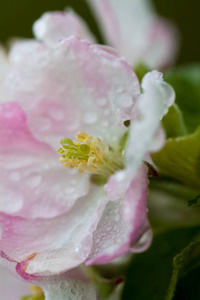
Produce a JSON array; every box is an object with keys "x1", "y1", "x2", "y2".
[
  {"x1": 21, "y1": 285, "x2": 44, "y2": 300},
  {"x1": 58, "y1": 131, "x2": 124, "y2": 176}
]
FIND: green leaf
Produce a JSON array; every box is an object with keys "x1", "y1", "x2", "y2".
[
  {"x1": 166, "y1": 64, "x2": 200, "y2": 133},
  {"x1": 174, "y1": 262, "x2": 200, "y2": 300},
  {"x1": 151, "y1": 127, "x2": 200, "y2": 189},
  {"x1": 134, "y1": 62, "x2": 151, "y2": 83},
  {"x1": 148, "y1": 179, "x2": 200, "y2": 228},
  {"x1": 188, "y1": 194, "x2": 200, "y2": 208},
  {"x1": 162, "y1": 103, "x2": 188, "y2": 138},
  {"x1": 165, "y1": 240, "x2": 200, "y2": 300},
  {"x1": 122, "y1": 227, "x2": 200, "y2": 300}
]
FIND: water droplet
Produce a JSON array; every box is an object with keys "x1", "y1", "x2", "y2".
[
  {"x1": 0, "y1": 188, "x2": 23, "y2": 213},
  {"x1": 65, "y1": 186, "x2": 75, "y2": 195},
  {"x1": 102, "y1": 120, "x2": 109, "y2": 127},
  {"x1": 75, "y1": 246, "x2": 80, "y2": 253},
  {"x1": 114, "y1": 93, "x2": 133, "y2": 108},
  {"x1": 82, "y1": 112, "x2": 97, "y2": 124},
  {"x1": 115, "y1": 215, "x2": 120, "y2": 222},
  {"x1": 9, "y1": 171, "x2": 21, "y2": 182},
  {"x1": 37, "y1": 117, "x2": 51, "y2": 132},
  {"x1": 52, "y1": 184, "x2": 60, "y2": 192},
  {"x1": 96, "y1": 97, "x2": 107, "y2": 107},
  {"x1": 26, "y1": 174, "x2": 42, "y2": 188},
  {"x1": 104, "y1": 109, "x2": 110, "y2": 116},
  {"x1": 48, "y1": 108, "x2": 64, "y2": 121}
]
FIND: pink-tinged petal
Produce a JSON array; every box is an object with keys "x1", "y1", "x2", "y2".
[
  {"x1": 0, "y1": 256, "x2": 96, "y2": 300},
  {"x1": 86, "y1": 166, "x2": 151, "y2": 265},
  {"x1": 7, "y1": 37, "x2": 140, "y2": 148},
  {"x1": 87, "y1": 0, "x2": 178, "y2": 69},
  {"x1": 0, "y1": 187, "x2": 108, "y2": 275},
  {"x1": 105, "y1": 169, "x2": 131, "y2": 201},
  {"x1": 0, "y1": 102, "x2": 89, "y2": 218},
  {"x1": 144, "y1": 19, "x2": 179, "y2": 70},
  {"x1": 33, "y1": 11, "x2": 95, "y2": 47},
  {"x1": 0, "y1": 265, "x2": 30, "y2": 300},
  {"x1": 125, "y1": 70, "x2": 175, "y2": 177}
]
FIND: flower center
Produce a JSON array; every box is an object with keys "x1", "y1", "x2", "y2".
[{"x1": 58, "y1": 131, "x2": 123, "y2": 177}]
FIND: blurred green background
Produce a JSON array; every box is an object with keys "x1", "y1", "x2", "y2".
[{"x1": 0, "y1": 0, "x2": 199, "y2": 64}]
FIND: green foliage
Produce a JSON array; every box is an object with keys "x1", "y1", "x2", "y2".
[
  {"x1": 122, "y1": 227, "x2": 200, "y2": 300},
  {"x1": 148, "y1": 179, "x2": 200, "y2": 229},
  {"x1": 166, "y1": 64, "x2": 200, "y2": 134},
  {"x1": 188, "y1": 195, "x2": 200, "y2": 208},
  {"x1": 162, "y1": 103, "x2": 187, "y2": 138},
  {"x1": 151, "y1": 127, "x2": 200, "y2": 190},
  {"x1": 134, "y1": 63, "x2": 151, "y2": 83},
  {"x1": 165, "y1": 239, "x2": 200, "y2": 300}
]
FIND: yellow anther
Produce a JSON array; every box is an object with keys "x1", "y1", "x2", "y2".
[
  {"x1": 21, "y1": 285, "x2": 44, "y2": 300},
  {"x1": 30, "y1": 285, "x2": 43, "y2": 297},
  {"x1": 58, "y1": 131, "x2": 123, "y2": 176}
]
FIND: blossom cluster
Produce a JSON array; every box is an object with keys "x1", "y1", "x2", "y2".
[{"x1": 0, "y1": 0, "x2": 177, "y2": 299}]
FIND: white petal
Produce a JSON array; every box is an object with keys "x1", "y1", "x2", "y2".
[
  {"x1": 42, "y1": 276, "x2": 96, "y2": 300},
  {"x1": 125, "y1": 70, "x2": 175, "y2": 176},
  {"x1": 33, "y1": 11, "x2": 95, "y2": 46},
  {"x1": 87, "y1": 0, "x2": 178, "y2": 69}
]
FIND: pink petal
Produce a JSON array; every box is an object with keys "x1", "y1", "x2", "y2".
[
  {"x1": 7, "y1": 37, "x2": 140, "y2": 148},
  {"x1": 87, "y1": 0, "x2": 178, "y2": 69},
  {"x1": 0, "y1": 102, "x2": 89, "y2": 218},
  {"x1": 143, "y1": 18, "x2": 179, "y2": 70},
  {"x1": 86, "y1": 166, "x2": 152, "y2": 265},
  {"x1": 33, "y1": 11, "x2": 95, "y2": 46},
  {"x1": 0, "y1": 257, "x2": 96, "y2": 300},
  {"x1": 0, "y1": 187, "x2": 108, "y2": 275}
]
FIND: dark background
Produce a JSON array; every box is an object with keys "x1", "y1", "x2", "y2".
[{"x1": 0, "y1": 0, "x2": 199, "y2": 65}]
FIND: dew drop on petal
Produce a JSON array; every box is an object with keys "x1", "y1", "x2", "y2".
[
  {"x1": 0, "y1": 189, "x2": 23, "y2": 213},
  {"x1": 115, "y1": 172, "x2": 126, "y2": 182},
  {"x1": 9, "y1": 171, "x2": 21, "y2": 182},
  {"x1": 26, "y1": 174, "x2": 42, "y2": 188},
  {"x1": 96, "y1": 97, "x2": 107, "y2": 107},
  {"x1": 48, "y1": 108, "x2": 65, "y2": 121},
  {"x1": 114, "y1": 93, "x2": 133, "y2": 108},
  {"x1": 102, "y1": 120, "x2": 109, "y2": 127},
  {"x1": 64, "y1": 186, "x2": 75, "y2": 195},
  {"x1": 37, "y1": 117, "x2": 52, "y2": 132},
  {"x1": 82, "y1": 112, "x2": 97, "y2": 124},
  {"x1": 104, "y1": 109, "x2": 110, "y2": 116}
]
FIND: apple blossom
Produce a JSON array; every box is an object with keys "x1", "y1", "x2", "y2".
[
  {"x1": 0, "y1": 12, "x2": 175, "y2": 299},
  {"x1": 87, "y1": 0, "x2": 178, "y2": 69}
]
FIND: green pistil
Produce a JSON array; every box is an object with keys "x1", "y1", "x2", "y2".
[{"x1": 58, "y1": 138, "x2": 91, "y2": 161}]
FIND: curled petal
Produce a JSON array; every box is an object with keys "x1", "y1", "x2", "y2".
[
  {"x1": 125, "y1": 70, "x2": 175, "y2": 177},
  {"x1": 86, "y1": 166, "x2": 151, "y2": 265}
]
